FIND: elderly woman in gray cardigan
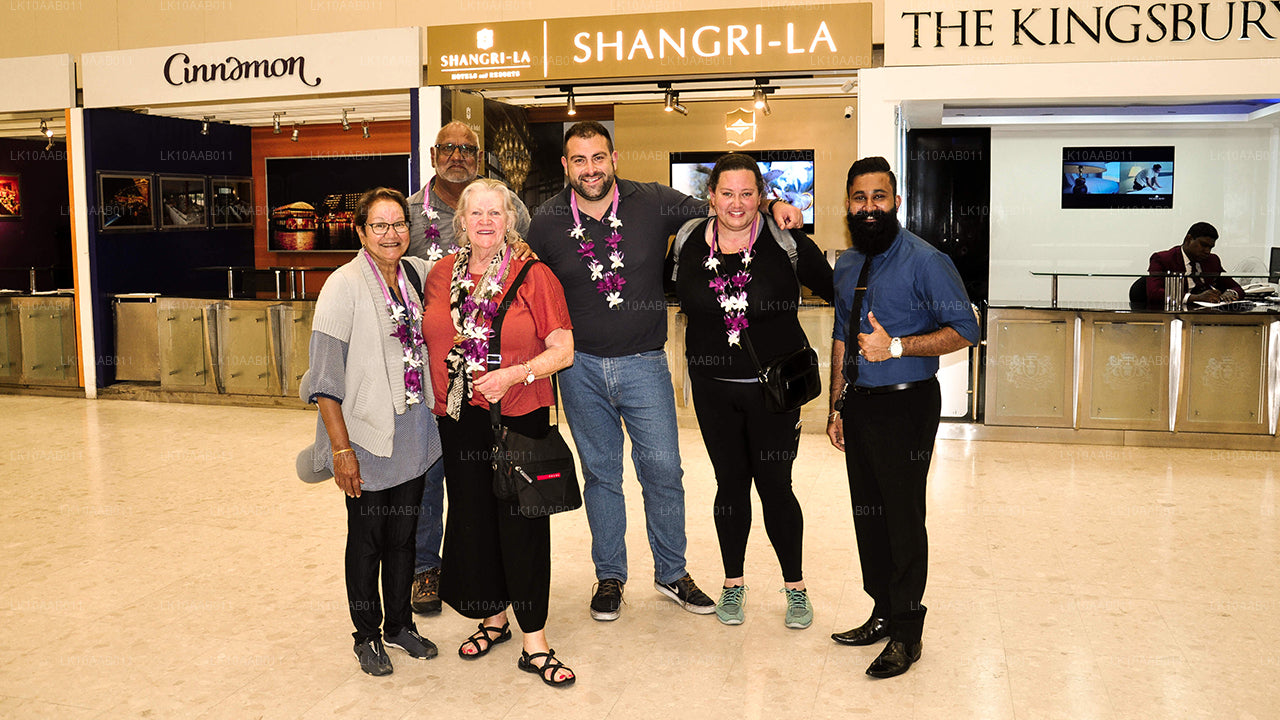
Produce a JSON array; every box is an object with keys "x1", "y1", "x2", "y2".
[{"x1": 305, "y1": 187, "x2": 443, "y2": 677}]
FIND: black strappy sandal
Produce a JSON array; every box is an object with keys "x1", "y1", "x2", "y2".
[
  {"x1": 517, "y1": 648, "x2": 576, "y2": 687},
  {"x1": 457, "y1": 621, "x2": 511, "y2": 660}
]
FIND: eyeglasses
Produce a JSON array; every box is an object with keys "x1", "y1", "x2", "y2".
[
  {"x1": 434, "y1": 143, "x2": 479, "y2": 158},
  {"x1": 365, "y1": 221, "x2": 409, "y2": 235}
]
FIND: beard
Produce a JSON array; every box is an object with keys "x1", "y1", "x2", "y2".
[
  {"x1": 846, "y1": 206, "x2": 900, "y2": 256},
  {"x1": 434, "y1": 161, "x2": 476, "y2": 185},
  {"x1": 568, "y1": 169, "x2": 616, "y2": 202}
]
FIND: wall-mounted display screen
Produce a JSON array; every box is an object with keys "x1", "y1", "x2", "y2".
[
  {"x1": 1062, "y1": 146, "x2": 1174, "y2": 209},
  {"x1": 670, "y1": 150, "x2": 815, "y2": 232},
  {"x1": 266, "y1": 154, "x2": 410, "y2": 252}
]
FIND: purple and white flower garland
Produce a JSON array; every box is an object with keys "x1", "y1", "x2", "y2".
[
  {"x1": 704, "y1": 215, "x2": 758, "y2": 347},
  {"x1": 420, "y1": 205, "x2": 451, "y2": 262},
  {"x1": 444, "y1": 245, "x2": 512, "y2": 419},
  {"x1": 570, "y1": 186, "x2": 626, "y2": 309},
  {"x1": 363, "y1": 251, "x2": 425, "y2": 405}
]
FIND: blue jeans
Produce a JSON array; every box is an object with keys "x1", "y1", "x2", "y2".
[
  {"x1": 414, "y1": 458, "x2": 445, "y2": 574},
  {"x1": 558, "y1": 350, "x2": 688, "y2": 585}
]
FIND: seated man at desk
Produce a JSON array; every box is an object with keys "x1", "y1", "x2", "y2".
[{"x1": 1141, "y1": 222, "x2": 1243, "y2": 305}]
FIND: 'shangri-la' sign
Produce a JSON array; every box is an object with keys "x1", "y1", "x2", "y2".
[{"x1": 427, "y1": 5, "x2": 873, "y2": 85}]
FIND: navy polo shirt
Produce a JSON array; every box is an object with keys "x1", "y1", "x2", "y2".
[{"x1": 528, "y1": 178, "x2": 706, "y2": 357}]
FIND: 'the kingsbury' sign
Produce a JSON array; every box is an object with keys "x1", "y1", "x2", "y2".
[{"x1": 886, "y1": 0, "x2": 1280, "y2": 65}]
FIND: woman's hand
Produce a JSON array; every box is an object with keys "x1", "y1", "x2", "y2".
[
  {"x1": 317, "y1": 396, "x2": 362, "y2": 498},
  {"x1": 333, "y1": 448, "x2": 363, "y2": 498},
  {"x1": 473, "y1": 366, "x2": 523, "y2": 404}
]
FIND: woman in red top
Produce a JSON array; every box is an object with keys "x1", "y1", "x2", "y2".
[{"x1": 423, "y1": 178, "x2": 576, "y2": 687}]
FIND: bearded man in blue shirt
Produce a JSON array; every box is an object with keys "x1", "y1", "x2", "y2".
[{"x1": 826, "y1": 156, "x2": 980, "y2": 679}]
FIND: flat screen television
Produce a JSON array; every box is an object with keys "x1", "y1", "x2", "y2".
[
  {"x1": 266, "y1": 153, "x2": 410, "y2": 252},
  {"x1": 1062, "y1": 146, "x2": 1174, "y2": 209},
  {"x1": 670, "y1": 150, "x2": 815, "y2": 232}
]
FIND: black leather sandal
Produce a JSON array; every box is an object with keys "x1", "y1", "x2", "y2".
[
  {"x1": 518, "y1": 649, "x2": 576, "y2": 687},
  {"x1": 457, "y1": 621, "x2": 511, "y2": 660}
]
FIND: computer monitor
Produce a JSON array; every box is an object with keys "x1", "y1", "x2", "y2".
[{"x1": 1270, "y1": 247, "x2": 1280, "y2": 282}]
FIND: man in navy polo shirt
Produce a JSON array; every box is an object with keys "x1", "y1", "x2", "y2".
[{"x1": 826, "y1": 156, "x2": 979, "y2": 679}]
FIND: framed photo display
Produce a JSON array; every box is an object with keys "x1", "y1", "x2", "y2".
[
  {"x1": 211, "y1": 177, "x2": 254, "y2": 228},
  {"x1": 158, "y1": 175, "x2": 208, "y2": 229},
  {"x1": 98, "y1": 172, "x2": 155, "y2": 231},
  {"x1": 0, "y1": 174, "x2": 20, "y2": 218}
]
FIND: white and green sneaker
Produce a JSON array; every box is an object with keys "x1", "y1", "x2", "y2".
[
  {"x1": 716, "y1": 585, "x2": 748, "y2": 625},
  {"x1": 782, "y1": 588, "x2": 813, "y2": 629}
]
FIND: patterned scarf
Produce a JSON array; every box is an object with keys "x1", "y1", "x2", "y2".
[{"x1": 444, "y1": 243, "x2": 513, "y2": 419}]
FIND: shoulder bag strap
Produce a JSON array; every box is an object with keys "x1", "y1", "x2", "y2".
[{"x1": 488, "y1": 259, "x2": 538, "y2": 430}]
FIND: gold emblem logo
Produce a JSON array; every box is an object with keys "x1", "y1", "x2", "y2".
[{"x1": 725, "y1": 108, "x2": 756, "y2": 147}]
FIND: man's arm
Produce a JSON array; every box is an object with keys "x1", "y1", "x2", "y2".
[
  {"x1": 1145, "y1": 252, "x2": 1167, "y2": 305},
  {"x1": 514, "y1": 196, "x2": 532, "y2": 238},
  {"x1": 857, "y1": 312, "x2": 971, "y2": 362},
  {"x1": 826, "y1": 339, "x2": 846, "y2": 452}
]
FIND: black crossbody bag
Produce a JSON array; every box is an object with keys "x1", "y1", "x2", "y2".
[
  {"x1": 740, "y1": 332, "x2": 822, "y2": 413},
  {"x1": 487, "y1": 261, "x2": 582, "y2": 518}
]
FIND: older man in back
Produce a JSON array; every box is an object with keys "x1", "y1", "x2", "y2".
[{"x1": 404, "y1": 120, "x2": 530, "y2": 615}]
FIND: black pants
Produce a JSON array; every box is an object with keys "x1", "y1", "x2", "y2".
[
  {"x1": 345, "y1": 473, "x2": 425, "y2": 643},
  {"x1": 437, "y1": 403, "x2": 552, "y2": 633},
  {"x1": 690, "y1": 374, "x2": 805, "y2": 583},
  {"x1": 841, "y1": 378, "x2": 940, "y2": 645}
]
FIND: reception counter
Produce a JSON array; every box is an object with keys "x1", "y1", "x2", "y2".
[
  {"x1": 0, "y1": 291, "x2": 78, "y2": 388},
  {"x1": 986, "y1": 303, "x2": 1278, "y2": 436},
  {"x1": 114, "y1": 296, "x2": 312, "y2": 399}
]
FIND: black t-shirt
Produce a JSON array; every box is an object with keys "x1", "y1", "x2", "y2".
[
  {"x1": 674, "y1": 218, "x2": 834, "y2": 379},
  {"x1": 528, "y1": 178, "x2": 706, "y2": 357}
]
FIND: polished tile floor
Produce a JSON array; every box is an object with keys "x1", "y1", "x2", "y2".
[{"x1": 1, "y1": 394, "x2": 1277, "y2": 719}]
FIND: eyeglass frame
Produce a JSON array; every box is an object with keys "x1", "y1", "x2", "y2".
[
  {"x1": 364, "y1": 221, "x2": 410, "y2": 236},
  {"x1": 434, "y1": 143, "x2": 480, "y2": 158}
]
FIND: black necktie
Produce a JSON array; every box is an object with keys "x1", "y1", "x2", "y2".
[{"x1": 844, "y1": 256, "x2": 872, "y2": 386}]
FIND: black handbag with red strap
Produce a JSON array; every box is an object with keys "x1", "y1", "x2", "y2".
[{"x1": 487, "y1": 261, "x2": 581, "y2": 518}]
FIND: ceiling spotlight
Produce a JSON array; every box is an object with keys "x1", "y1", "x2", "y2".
[
  {"x1": 753, "y1": 85, "x2": 771, "y2": 115},
  {"x1": 664, "y1": 90, "x2": 687, "y2": 116},
  {"x1": 566, "y1": 89, "x2": 577, "y2": 117},
  {"x1": 201, "y1": 116, "x2": 215, "y2": 135},
  {"x1": 39, "y1": 118, "x2": 52, "y2": 138},
  {"x1": 273, "y1": 111, "x2": 285, "y2": 134},
  {"x1": 341, "y1": 108, "x2": 352, "y2": 131},
  {"x1": 291, "y1": 123, "x2": 300, "y2": 142},
  {"x1": 361, "y1": 119, "x2": 370, "y2": 139}
]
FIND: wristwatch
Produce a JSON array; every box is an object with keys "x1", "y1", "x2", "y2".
[
  {"x1": 889, "y1": 337, "x2": 903, "y2": 359},
  {"x1": 521, "y1": 362, "x2": 536, "y2": 385}
]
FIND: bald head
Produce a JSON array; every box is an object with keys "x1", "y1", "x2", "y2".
[{"x1": 435, "y1": 120, "x2": 477, "y2": 147}]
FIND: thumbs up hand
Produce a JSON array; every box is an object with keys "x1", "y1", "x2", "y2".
[{"x1": 857, "y1": 311, "x2": 893, "y2": 363}]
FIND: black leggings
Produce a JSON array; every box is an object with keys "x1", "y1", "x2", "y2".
[{"x1": 690, "y1": 374, "x2": 804, "y2": 583}]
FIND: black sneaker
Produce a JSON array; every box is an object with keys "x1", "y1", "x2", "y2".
[
  {"x1": 354, "y1": 637, "x2": 393, "y2": 676},
  {"x1": 590, "y1": 578, "x2": 624, "y2": 621},
  {"x1": 384, "y1": 627, "x2": 438, "y2": 659},
  {"x1": 411, "y1": 567, "x2": 442, "y2": 615},
  {"x1": 654, "y1": 574, "x2": 716, "y2": 615}
]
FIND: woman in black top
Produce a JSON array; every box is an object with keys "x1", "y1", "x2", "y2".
[{"x1": 670, "y1": 153, "x2": 834, "y2": 629}]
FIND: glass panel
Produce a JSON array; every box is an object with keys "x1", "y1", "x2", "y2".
[{"x1": 1086, "y1": 321, "x2": 1167, "y2": 423}]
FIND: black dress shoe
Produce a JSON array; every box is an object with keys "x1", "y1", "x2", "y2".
[
  {"x1": 866, "y1": 640, "x2": 922, "y2": 679},
  {"x1": 831, "y1": 616, "x2": 889, "y2": 646}
]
